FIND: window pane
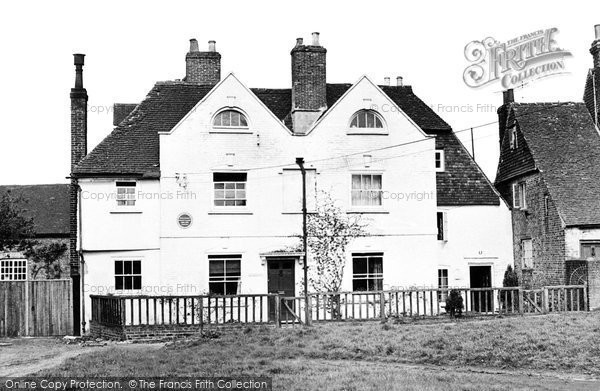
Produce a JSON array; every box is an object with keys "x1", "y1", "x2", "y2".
[
  {"x1": 375, "y1": 116, "x2": 383, "y2": 128},
  {"x1": 124, "y1": 261, "x2": 132, "y2": 275},
  {"x1": 222, "y1": 112, "x2": 231, "y2": 126},
  {"x1": 353, "y1": 279, "x2": 368, "y2": 291},
  {"x1": 350, "y1": 117, "x2": 358, "y2": 128},
  {"x1": 351, "y1": 175, "x2": 361, "y2": 190},
  {"x1": 372, "y1": 175, "x2": 382, "y2": 189},
  {"x1": 227, "y1": 260, "x2": 241, "y2": 276},
  {"x1": 115, "y1": 276, "x2": 124, "y2": 290},
  {"x1": 240, "y1": 115, "x2": 248, "y2": 127},
  {"x1": 358, "y1": 112, "x2": 366, "y2": 127},
  {"x1": 353, "y1": 257, "x2": 368, "y2": 274},
  {"x1": 209, "y1": 282, "x2": 225, "y2": 295},
  {"x1": 132, "y1": 261, "x2": 141, "y2": 275},
  {"x1": 124, "y1": 276, "x2": 133, "y2": 290},
  {"x1": 210, "y1": 260, "x2": 225, "y2": 276},
  {"x1": 225, "y1": 282, "x2": 238, "y2": 295},
  {"x1": 133, "y1": 276, "x2": 142, "y2": 290},
  {"x1": 366, "y1": 112, "x2": 375, "y2": 128},
  {"x1": 115, "y1": 261, "x2": 123, "y2": 275}
]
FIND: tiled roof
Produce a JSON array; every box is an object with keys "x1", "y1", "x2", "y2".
[
  {"x1": 74, "y1": 81, "x2": 452, "y2": 177},
  {"x1": 0, "y1": 184, "x2": 70, "y2": 236},
  {"x1": 435, "y1": 132, "x2": 499, "y2": 206},
  {"x1": 508, "y1": 102, "x2": 600, "y2": 226}
]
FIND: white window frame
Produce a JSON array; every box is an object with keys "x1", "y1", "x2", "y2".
[
  {"x1": 437, "y1": 211, "x2": 448, "y2": 241},
  {"x1": 350, "y1": 173, "x2": 383, "y2": 208},
  {"x1": 512, "y1": 182, "x2": 527, "y2": 210},
  {"x1": 114, "y1": 259, "x2": 142, "y2": 290},
  {"x1": 281, "y1": 168, "x2": 317, "y2": 214},
  {"x1": 435, "y1": 150, "x2": 445, "y2": 172},
  {"x1": 0, "y1": 258, "x2": 27, "y2": 281},
  {"x1": 211, "y1": 108, "x2": 250, "y2": 133},
  {"x1": 208, "y1": 254, "x2": 242, "y2": 295},
  {"x1": 521, "y1": 239, "x2": 533, "y2": 269},
  {"x1": 438, "y1": 268, "x2": 449, "y2": 301},
  {"x1": 509, "y1": 127, "x2": 518, "y2": 149},
  {"x1": 213, "y1": 172, "x2": 247, "y2": 207},
  {"x1": 352, "y1": 253, "x2": 384, "y2": 292},
  {"x1": 348, "y1": 110, "x2": 388, "y2": 135},
  {"x1": 116, "y1": 181, "x2": 136, "y2": 207}
]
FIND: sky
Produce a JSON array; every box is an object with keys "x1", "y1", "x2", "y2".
[{"x1": 0, "y1": 0, "x2": 599, "y2": 185}]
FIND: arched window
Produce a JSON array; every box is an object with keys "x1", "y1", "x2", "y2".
[
  {"x1": 213, "y1": 109, "x2": 249, "y2": 128},
  {"x1": 350, "y1": 110, "x2": 383, "y2": 129}
]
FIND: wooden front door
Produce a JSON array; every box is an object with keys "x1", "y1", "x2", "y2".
[
  {"x1": 267, "y1": 258, "x2": 296, "y2": 320},
  {"x1": 470, "y1": 266, "x2": 492, "y2": 312}
]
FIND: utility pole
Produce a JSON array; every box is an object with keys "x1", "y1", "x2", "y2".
[{"x1": 296, "y1": 157, "x2": 311, "y2": 326}]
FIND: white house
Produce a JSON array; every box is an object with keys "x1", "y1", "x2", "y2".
[{"x1": 69, "y1": 33, "x2": 513, "y2": 329}]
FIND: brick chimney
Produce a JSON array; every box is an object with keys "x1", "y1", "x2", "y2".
[
  {"x1": 186, "y1": 39, "x2": 221, "y2": 85},
  {"x1": 291, "y1": 32, "x2": 327, "y2": 134},
  {"x1": 70, "y1": 53, "x2": 87, "y2": 336},
  {"x1": 584, "y1": 25, "x2": 600, "y2": 127},
  {"x1": 497, "y1": 88, "x2": 514, "y2": 147}
]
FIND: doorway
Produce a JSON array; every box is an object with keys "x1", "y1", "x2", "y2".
[
  {"x1": 470, "y1": 265, "x2": 492, "y2": 312},
  {"x1": 267, "y1": 258, "x2": 296, "y2": 320}
]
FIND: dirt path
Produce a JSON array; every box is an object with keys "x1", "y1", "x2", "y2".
[{"x1": 0, "y1": 338, "x2": 162, "y2": 377}]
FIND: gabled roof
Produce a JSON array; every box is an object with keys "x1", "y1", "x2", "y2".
[
  {"x1": 73, "y1": 81, "x2": 451, "y2": 177},
  {"x1": 435, "y1": 132, "x2": 499, "y2": 206},
  {"x1": 504, "y1": 102, "x2": 600, "y2": 226},
  {"x1": 0, "y1": 184, "x2": 70, "y2": 237}
]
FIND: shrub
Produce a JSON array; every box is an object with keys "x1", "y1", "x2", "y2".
[
  {"x1": 503, "y1": 265, "x2": 519, "y2": 287},
  {"x1": 445, "y1": 289, "x2": 464, "y2": 318}
]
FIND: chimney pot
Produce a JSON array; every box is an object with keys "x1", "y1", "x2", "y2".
[
  {"x1": 189, "y1": 39, "x2": 199, "y2": 52},
  {"x1": 73, "y1": 53, "x2": 85, "y2": 66},
  {"x1": 595, "y1": 24, "x2": 600, "y2": 40},
  {"x1": 208, "y1": 40, "x2": 216, "y2": 52},
  {"x1": 312, "y1": 32, "x2": 320, "y2": 46},
  {"x1": 296, "y1": 38, "x2": 303, "y2": 46},
  {"x1": 384, "y1": 77, "x2": 390, "y2": 86},
  {"x1": 503, "y1": 89, "x2": 514, "y2": 104},
  {"x1": 396, "y1": 76, "x2": 403, "y2": 87}
]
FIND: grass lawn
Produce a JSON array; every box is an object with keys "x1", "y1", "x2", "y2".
[{"x1": 41, "y1": 312, "x2": 600, "y2": 390}]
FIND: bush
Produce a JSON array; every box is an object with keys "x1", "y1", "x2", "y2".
[
  {"x1": 503, "y1": 265, "x2": 519, "y2": 287},
  {"x1": 445, "y1": 290, "x2": 464, "y2": 318}
]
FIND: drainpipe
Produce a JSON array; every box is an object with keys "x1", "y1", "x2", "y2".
[{"x1": 78, "y1": 186, "x2": 86, "y2": 334}]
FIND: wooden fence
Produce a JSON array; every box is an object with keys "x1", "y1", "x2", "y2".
[
  {"x1": 91, "y1": 285, "x2": 587, "y2": 331},
  {"x1": 0, "y1": 279, "x2": 73, "y2": 337}
]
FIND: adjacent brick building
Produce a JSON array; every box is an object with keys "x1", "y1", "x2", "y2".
[
  {"x1": 0, "y1": 184, "x2": 70, "y2": 280},
  {"x1": 494, "y1": 26, "x2": 600, "y2": 307}
]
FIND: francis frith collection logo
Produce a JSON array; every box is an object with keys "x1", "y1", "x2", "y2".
[{"x1": 463, "y1": 27, "x2": 572, "y2": 89}]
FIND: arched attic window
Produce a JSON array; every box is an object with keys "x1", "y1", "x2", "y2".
[
  {"x1": 349, "y1": 110, "x2": 384, "y2": 129},
  {"x1": 213, "y1": 109, "x2": 249, "y2": 128}
]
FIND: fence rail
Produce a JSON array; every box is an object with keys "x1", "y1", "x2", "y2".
[{"x1": 91, "y1": 285, "x2": 587, "y2": 330}]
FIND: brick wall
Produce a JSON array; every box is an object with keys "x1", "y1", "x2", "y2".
[
  {"x1": 291, "y1": 45, "x2": 327, "y2": 111},
  {"x1": 185, "y1": 52, "x2": 221, "y2": 86},
  {"x1": 510, "y1": 173, "x2": 566, "y2": 288}
]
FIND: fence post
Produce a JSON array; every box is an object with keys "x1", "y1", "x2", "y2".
[
  {"x1": 274, "y1": 294, "x2": 281, "y2": 328},
  {"x1": 542, "y1": 287, "x2": 549, "y2": 314},
  {"x1": 380, "y1": 292, "x2": 386, "y2": 319},
  {"x1": 518, "y1": 287, "x2": 524, "y2": 316},
  {"x1": 584, "y1": 283, "x2": 589, "y2": 312}
]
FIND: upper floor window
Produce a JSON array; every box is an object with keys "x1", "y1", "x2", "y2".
[
  {"x1": 213, "y1": 172, "x2": 247, "y2": 207},
  {"x1": 349, "y1": 110, "x2": 384, "y2": 129},
  {"x1": 435, "y1": 150, "x2": 445, "y2": 172},
  {"x1": 116, "y1": 181, "x2": 136, "y2": 206},
  {"x1": 213, "y1": 109, "x2": 248, "y2": 128},
  {"x1": 512, "y1": 181, "x2": 527, "y2": 210},
  {"x1": 509, "y1": 127, "x2": 518, "y2": 149},
  {"x1": 351, "y1": 174, "x2": 382, "y2": 207}
]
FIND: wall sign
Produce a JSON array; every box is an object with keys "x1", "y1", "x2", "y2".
[{"x1": 177, "y1": 213, "x2": 192, "y2": 228}]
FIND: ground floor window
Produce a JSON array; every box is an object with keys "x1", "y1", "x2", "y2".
[
  {"x1": 438, "y1": 269, "x2": 448, "y2": 301},
  {"x1": 115, "y1": 260, "x2": 141, "y2": 290},
  {"x1": 521, "y1": 239, "x2": 533, "y2": 269},
  {"x1": 209, "y1": 254, "x2": 241, "y2": 295},
  {"x1": 0, "y1": 258, "x2": 27, "y2": 281},
  {"x1": 352, "y1": 253, "x2": 383, "y2": 291}
]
